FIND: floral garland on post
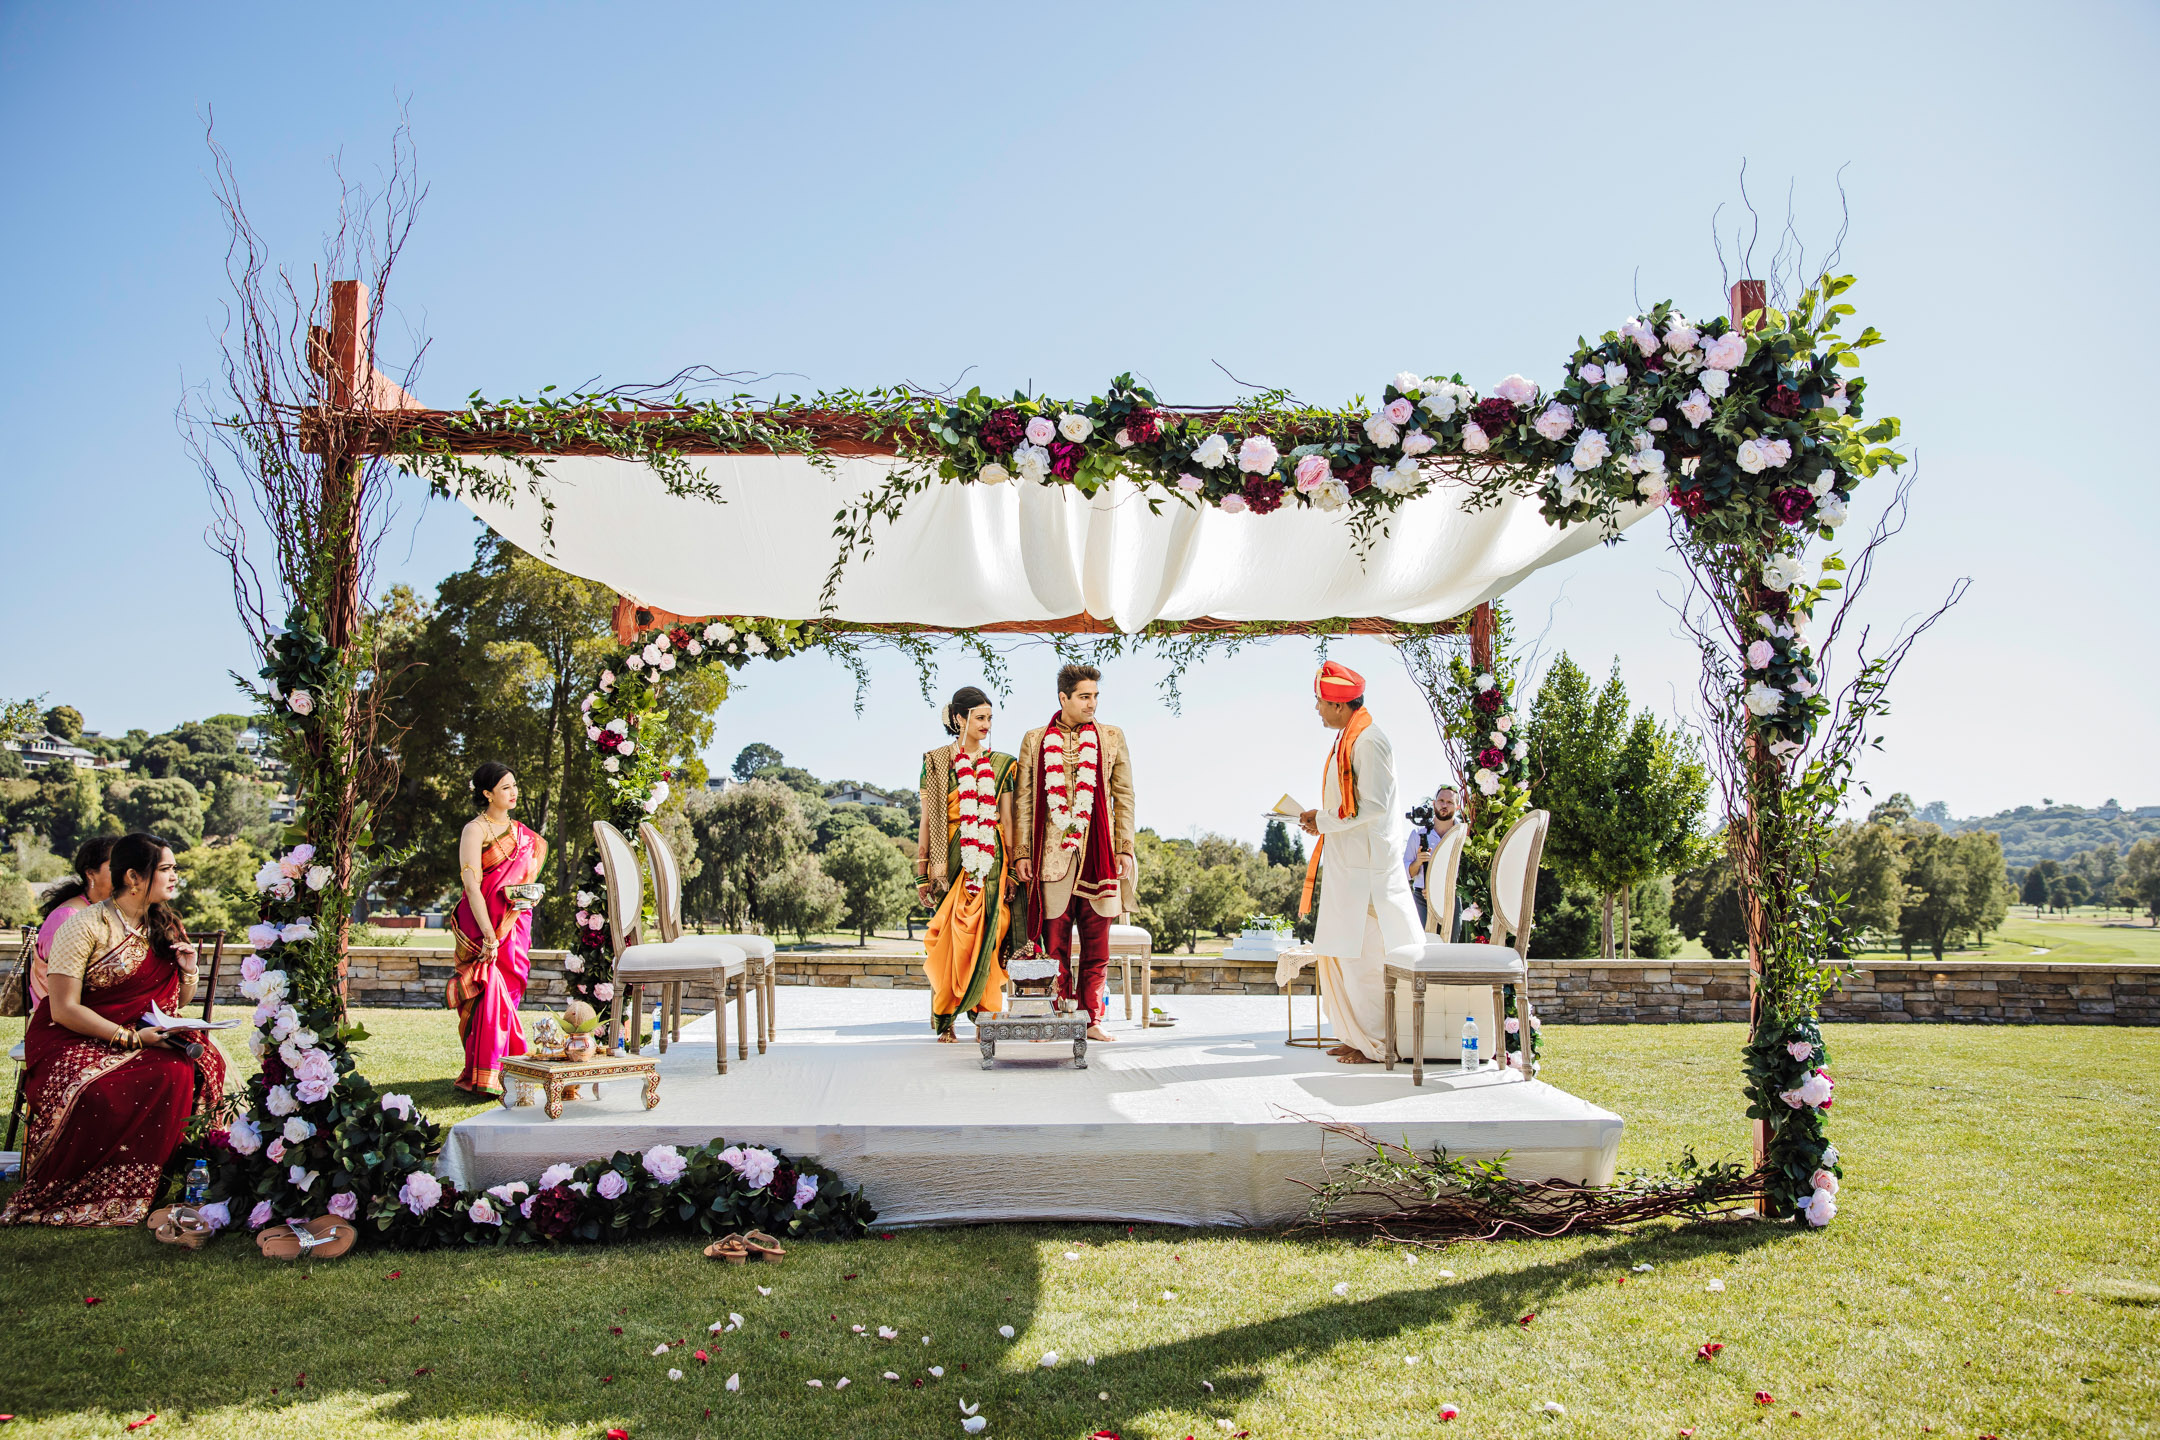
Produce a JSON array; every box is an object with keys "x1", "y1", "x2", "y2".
[{"x1": 562, "y1": 617, "x2": 811, "y2": 1011}]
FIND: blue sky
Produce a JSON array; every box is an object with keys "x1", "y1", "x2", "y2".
[{"x1": 3, "y1": 2, "x2": 2154, "y2": 840}]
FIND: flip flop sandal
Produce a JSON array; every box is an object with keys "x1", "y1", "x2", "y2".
[
  {"x1": 148, "y1": 1206, "x2": 212, "y2": 1249},
  {"x1": 703, "y1": 1234, "x2": 751, "y2": 1264},
  {"x1": 257, "y1": 1216, "x2": 359, "y2": 1261},
  {"x1": 741, "y1": 1229, "x2": 787, "y2": 1262}
]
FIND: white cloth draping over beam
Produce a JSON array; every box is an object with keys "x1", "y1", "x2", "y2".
[{"x1": 449, "y1": 454, "x2": 1653, "y2": 631}]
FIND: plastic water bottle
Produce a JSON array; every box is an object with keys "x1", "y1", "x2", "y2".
[
  {"x1": 183, "y1": 1159, "x2": 210, "y2": 1206},
  {"x1": 1459, "y1": 1015, "x2": 1480, "y2": 1072}
]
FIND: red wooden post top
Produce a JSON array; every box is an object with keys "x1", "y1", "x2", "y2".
[
  {"x1": 1728, "y1": 279, "x2": 1766, "y2": 329},
  {"x1": 1469, "y1": 602, "x2": 1494, "y2": 669},
  {"x1": 328, "y1": 280, "x2": 368, "y2": 408}
]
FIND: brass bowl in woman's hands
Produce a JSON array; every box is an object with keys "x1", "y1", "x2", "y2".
[{"x1": 503, "y1": 882, "x2": 546, "y2": 911}]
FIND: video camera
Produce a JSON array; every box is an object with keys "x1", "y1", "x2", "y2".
[{"x1": 1405, "y1": 801, "x2": 1435, "y2": 829}]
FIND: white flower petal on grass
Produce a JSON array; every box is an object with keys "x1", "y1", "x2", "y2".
[
  {"x1": 653, "y1": 1343, "x2": 671, "y2": 1356},
  {"x1": 929, "y1": 1367, "x2": 945, "y2": 1378},
  {"x1": 1438, "y1": 1269, "x2": 1456, "y2": 1278},
  {"x1": 1542, "y1": 1400, "x2": 1568, "y2": 1415},
  {"x1": 852, "y1": 1325, "x2": 867, "y2": 1334},
  {"x1": 959, "y1": 1399, "x2": 980, "y2": 1416},
  {"x1": 1203, "y1": 1380, "x2": 1216, "y2": 1393},
  {"x1": 1039, "y1": 1351, "x2": 1059, "y2": 1368},
  {"x1": 668, "y1": 1368, "x2": 683, "y2": 1381},
  {"x1": 1332, "y1": 1282, "x2": 1350, "y2": 1297},
  {"x1": 1219, "y1": 1422, "x2": 1237, "y2": 1434},
  {"x1": 1064, "y1": 1251, "x2": 1080, "y2": 1260},
  {"x1": 1085, "y1": 1356, "x2": 1096, "y2": 1367},
  {"x1": 1706, "y1": 1278, "x2": 1726, "y2": 1292},
  {"x1": 922, "y1": 1336, "x2": 932, "y2": 1345},
  {"x1": 1099, "y1": 1391, "x2": 1110, "y2": 1401},
  {"x1": 879, "y1": 1326, "x2": 900, "y2": 1340},
  {"x1": 884, "y1": 1371, "x2": 899, "y2": 1381},
  {"x1": 709, "y1": 1321, "x2": 726, "y2": 1334},
  {"x1": 725, "y1": 1373, "x2": 740, "y2": 1391},
  {"x1": 1162, "y1": 1290, "x2": 1177, "y2": 1301},
  {"x1": 806, "y1": 1379, "x2": 823, "y2": 1388},
  {"x1": 962, "y1": 1420, "x2": 988, "y2": 1436},
  {"x1": 997, "y1": 1325, "x2": 1015, "y2": 1339},
  {"x1": 1631, "y1": 1263, "x2": 1654, "y2": 1273},
  {"x1": 1405, "y1": 1254, "x2": 1418, "y2": 1265},
  {"x1": 757, "y1": 1286, "x2": 771, "y2": 1297},
  {"x1": 1405, "y1": 1355, "x2": 1421, "y2": 1365},
  {"x1": 836, "y1": 1377, "x2": 851, "y2": 1390}
]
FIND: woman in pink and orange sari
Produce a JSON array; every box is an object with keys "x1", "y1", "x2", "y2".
[{"x1": 447, "y1": 762, "x2": 548, "y2": 1095}]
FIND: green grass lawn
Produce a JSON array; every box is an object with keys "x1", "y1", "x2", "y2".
[
  {"x1": 1661, "y1": 910, "x2": 2160, "y2": 965},
  {"x1": 2, "y1": 1010, "x2": 2156, "y2": 1438}
]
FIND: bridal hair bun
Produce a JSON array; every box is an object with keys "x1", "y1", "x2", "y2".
[{"x1": 944, "y1": 686, "x2": 992, "y2": 737}]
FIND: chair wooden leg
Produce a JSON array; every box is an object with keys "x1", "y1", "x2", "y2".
[
  {"x1": 1517, "y1": 987, "x2": 1538, "y2": 1078},
  {"x1": 1122, "y1": 954, "x2": 1132, "y2": 1019},
  {"x1": 631, "y1": 986, "x2": 645, "y2": 1054},
  {"x1": 1383, "y1": 978, "x2": 1398, "y2": 1072},
  {"x1": 753, "y1": 975, "x2": 767, "y2": 1058},
  {"x1": 736, "y1": 973, "x2": 749, "y2": 1060},
  {"x1": 5, "y1": 1072, "x2": 25, "y2": 1153},
  {"x1": 609, "y1": 987, "x2": 624, "y2": 1052},
  {"x1": 1141, "y1": 951, "x2": 1152, "y2": 1028},
  {"x1": 1411, "y1": 975, "x2": 1427, "y2": 1087},
  {"x1": 716, "y1": 978, "x2": 728, "y2": 1075},
  {"x1": 1492, "y1": 986, "x2": 1507, "y2": 1077},
  {"x1": 765, "y1": 964, "x2": 777, "y2": 1048}
]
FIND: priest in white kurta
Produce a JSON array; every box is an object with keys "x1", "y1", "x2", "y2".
[{"x1": 1299, "y1": 661, "x2": 1425, "y2": 1063}]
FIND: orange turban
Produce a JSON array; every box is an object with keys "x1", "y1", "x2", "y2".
[{"x1": 1313, "y1": 660, "x2": 1364, "y2": 702}]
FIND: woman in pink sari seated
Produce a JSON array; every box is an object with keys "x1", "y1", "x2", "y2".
[
  {"x1": 28, "y1": 837, "x2": 115, "y2": 1010},
  {"x1": 3, "y1": 832, "x2": 226, "y2": 1227},
  {"x1": 447, "y1": 762, "x2": 548, "y2": 1095}
]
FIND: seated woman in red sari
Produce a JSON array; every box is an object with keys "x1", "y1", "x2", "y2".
[
  {"x1": 2, "y1": 831, "x2": 226, "y2": 1227},
  {"x1": 447, "y1": 762, "x2": 548, "y2": 1095}
]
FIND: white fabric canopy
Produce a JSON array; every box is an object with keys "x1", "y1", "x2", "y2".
[{"x1": 455, "y1": 454, "x2": 1651, "y2": 630}]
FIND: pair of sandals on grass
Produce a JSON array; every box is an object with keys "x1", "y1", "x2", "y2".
[
  {"x1": 702, "y1": 1229, "x2": 786, "y2": 1264},
  {"x1": 148, "y1": 1204, "x2": 360, "y2": 1260}
]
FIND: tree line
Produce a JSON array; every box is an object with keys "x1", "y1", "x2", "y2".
[{"x1": 2018, "y1": 841, "x2": 2160, "y2": 921}]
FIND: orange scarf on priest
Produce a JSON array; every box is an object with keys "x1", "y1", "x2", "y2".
[{"x1": 1300, "y1": 661, "x2": 1372, "y2": 917}]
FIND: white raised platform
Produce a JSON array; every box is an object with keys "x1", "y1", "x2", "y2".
[{"x1": 440, "y1": 988, "x2": 1622, "y2": 1227}]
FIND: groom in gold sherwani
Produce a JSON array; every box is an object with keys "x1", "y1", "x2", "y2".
[{"x1": 1014, "y1": 663, "x2": 1137, "y2": 1043}]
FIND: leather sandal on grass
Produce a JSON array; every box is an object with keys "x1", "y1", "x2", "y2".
[
  {"x1": 148, "y1": 1206, "x2": 213, "y2": 1250},
  {"x1": 741, "y1": 1229, "x2": 787, "y2": 1262},
  {"x1": 703, "y1": 1234, "x2": 751, "y2": 1264},
  {"x1": 257, "y1": 1216, "x2": 358, "y2": 1261}
]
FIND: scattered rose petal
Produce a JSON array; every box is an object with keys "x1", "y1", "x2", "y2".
[
  {"x1": 613, "y1": 1327, "x2": 625, "y2": 1336},
  {"x1": 959, "y1": 1400, "x2": 980, "y2": 1416},
  {"x1": 1519, "y1": 1312, "x2": 1537, "y2": 1326},
  {"x1": 1755, "y1": 1391, "x2": 1774, "y2": 1405},
  {"x1": 694, "y1": 1350, "x2": 710, "y2": 1365},
  {"x1": 1632, "y1": 1263, "x2": 1654, "y2": 1272},
  {"x1": 729, "y1": 1312, "x2": 744, "y2": 1329},
  {"x1": 929, "y1": 1366, "x2": 945, "y2": 1378},
  {"x1": 757, "y1": 1286, "x2": 772, "y2": 1297},
  {"x1": 708, "y1": 1322, "x2": 725, "y2": 1334},
  {"x1": 1438, "y1": 1269, "x2": 1455, "y2": 1278},
  {"x1": 124, "y1": 1417, "x2": 156, "y2": 1433},
  {"x1": 836, "y1": 1377, "x2": 851, "y2": 1390},
  {"x1": 667, "y1": 1369, "x2": 683, "y2": 1381},
  {"x1": 806, "y1": 1379, "x2": 823, "y2": 1388},
  {"x1": 1405, "y1": 1255, "x2": 1417, "y2": 1265},
  {"x1": 1331, "y1": 1282, "x2": 1349, "y2": 1297},
  {"x1": 1085, "y1": 1356, "x2": 1096, "y2": 1366},
  {"x1": 1441, "y1": 1403, "x2": 1461, "y2": 1421},
  {"x1": 1099, "y1": 1392, "x2": 1110, "y2": 1401},
  {"x1": 853, "y1": 1325, "x2": 867, "y2": 1334},
  {"x1": 84, "y1": 1297, "x2": 102, "y2": 1307},
  {"x1": 726, "y1": 1373, "x2": 740, "y2": 1392},
  {"x1": 997, "y1": 1325, "x2": 1014, "y2": 1339},
  {"x1": 1065, "y1": 1251, "x2": 1080, "y2": 1260},
  {"x1": 386, "y1": 1271, "x2": 402, "y2": 1280},
  {"x1": 883, "y1": 1372, "x2": 899, "y2": 1381},
  {"x1": 1219, "y1": 1422, "x2": 1236, "y2": 1434},
  {"x1": 962, "y1": 1421, "x2": 987, "y2": 1436},
  {"x1": 1405, "y1": 1355, "x2": 1421, "y2": 1365},
  {"x1": 879, "y1": 1327, "x2": 900, "y2": 1340},
  {"x1": 606, "y1": 1431, "x2": 628, "y2": 1440},
  {"x1": 415, "y1": 1368, "x2": 435, "y2": 1377},
  {"x1": 779, "y1": 1331, "x2": 790, "y2": 1339},
  {"x1": 1203, "y1": 1381, "x2": 1215, "y2": 1393},
  {"x1": 1164, "y1": 1290, "x2": 1178, "y2": 1300},
  {"x1": 1039, "y1": 1351, "x2": 1059, "y2": 1368},
  {"x1": 1706, "y1": 1279, "x2": 1725, "y2": 1292},
  {"x1": 1542, "y1": 1400, "x2": 1567, "y2": 1415},
  {"x1": 653, "y1": 1343, "x2": 671, "y2": 1356}
]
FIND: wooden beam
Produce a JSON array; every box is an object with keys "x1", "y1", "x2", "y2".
[{"x1": 609, "y1": 595, "x2": 1454, "y2": 645}]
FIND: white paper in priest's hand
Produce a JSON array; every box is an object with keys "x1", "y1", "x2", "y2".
[
  {"x1": 141, "y1": 1002, "x2": 240, "y2": 1032},
  {"x1": 1265, "y1": 794, "x2": 1306, "y2": 819}
]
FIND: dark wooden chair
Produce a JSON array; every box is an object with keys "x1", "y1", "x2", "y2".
[
  {"x1": 187, "y1": 930, "x2": 228, "y2": 1022},
  {"x1": 6, "y1": 925, "x2": 29, "y2": 1155}
]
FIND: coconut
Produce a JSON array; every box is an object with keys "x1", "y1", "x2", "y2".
[{"x1": 561, "y1": 999, "x2": 600, "y2": 1034}]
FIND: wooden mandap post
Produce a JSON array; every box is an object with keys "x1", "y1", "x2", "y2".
[
  {"x1": 317, "y1": 279, "x2": 373, "y2": 1007},
  {"x1": 1728, "y1": 279, "x2": 1773, "y2": 1186}
]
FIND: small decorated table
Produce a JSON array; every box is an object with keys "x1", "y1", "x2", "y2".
[
  {"x1": 500, "y1": 1051, "x2": 662, "y2": 1119},
  {"x1": 976, "y1": 999, "x2": 1088, "y2": 1070}
]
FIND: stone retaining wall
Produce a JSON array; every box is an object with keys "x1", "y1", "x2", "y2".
[{"x1": 6, "y1": 940, "x2": 2151, "y2": 1025}]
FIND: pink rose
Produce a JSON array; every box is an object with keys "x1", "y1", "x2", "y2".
[
  {"x1": 1383, "y1": 397, "x2": 1415, "y2": 425},
  {"x1": 1176, "y1": 472, "x2": 1204, "y2": 493},
  {"x1": 1702, "y1": 332, "x2": 1747, "y2": 370},
  {"x1": 267, "y1": 1138, "x2": 287, "y2": 1163},
  {"x1": 1236, "y1": 435, "x2": 1280, "y2": 474},
  {"x1": 1491, "y1": 375, "x2": 1537, "y2": 407},
  {"x1": 1219, "y1": 492, "x2": 1249, "y2": 514},
  {"x1": 1747, "y1": 640, "x2": 1774, "y2": 670},
  {"x1": 1531, "y1": 402, "x2": 1574, "y2": 442},
  {"x1": 1785, "y1": 1039, "x2": 1814, "y2": 1061},
  {"x1": 1024, "y1": 416, "x2": 1056, "y2": 447},
  {"x1": 1577, "y1": 362, "x2": 1604, "y2": 385},
  {"x1": 596, "y1": 1170, "x2": 629, "y2": 1200},
  {"x1": 1810, "y1": 1169, "x2": 1839, "y2": 1195},
  {"x1": 1459, "y1": 422, "x2": 1490, "y2": 455},
  {"x1": 287, "y1": 690, "x2": 315, "y2": 716},
  {"x1": 248, "y1": 1200, "x2": 275, "y2": 1229},
  {"x1": 1292, "y1": 455, "x2": 1330, "y2": 492},
  {"x1": 593, "y1": 982, "x2": 615, "y2": 1002},
  {"x1": 328, "y1": 1190, "x2": 359, "y2": 1219}
]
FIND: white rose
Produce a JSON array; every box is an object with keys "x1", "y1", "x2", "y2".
[
  {"x1": 1057, "y1": 412, "x2": 1093, "y2": 443},
  {"x1": 978, "y1": 462, "x2": 1011, "y2": 486},
  {"x1": 684, "y1": 640, "x2": 702, "y2": 655},
  {"x1": 1760, "y1": 438, "x2": 1793, "y2": 468},
  {"x1": 746, "y1": 635, "x2": 767, "y2": 654},
  {"x1": 1744, "y1": 682, "x2": 1785, "y2": 717},
  {"x1": 1362, "y1": 413, "x2": 1401, "y2": 447},
  {"x1": 1532, "y1": 402, "x2": 1575, "y2": 442},
  {"x1": 618, "y1": 739, "x2": 636, "y2": 756},
  {"x1": 304, "y1": 864, "x2": 332, "y2": 892},
  {"x1": 1679, "y1": 390, "x2": 1714, "y2": 427},
  {"x1": 657, "y1": 652, "x2": 675, "y2": 671},
  {"x1": 1760, "y1": 554, "x2": 1805, "y2": 592},
  {"x1": 1311, "y1": 477, "x2": 1351, "y2": 512},
  {"x1": 1620, "y1": 317, "x2": 1658, "y2": 355},
  {"x1": 1578, "y1": 362, "x2": 1604, "y2": 385},
  {"x1": 1387, "y1": 457, "x2": 1422, "y2": 492},
  {"x1": 1014, "y1": 443, "x2": 1051, "y2": 481},
  {"x1": 625, "y1": 652, "x2": 644, "y2": 671},
  {"x1": 1398, "y1": 429, "x2": 1435, "y2": 456},
  {"x1": 1814, "y1": 494, "x2": 1848, "y2": 529},
  {"x1": 604, "y1": 756, "x2": 620, "y2": 773},
  {"x1": 1603, "y1": 361, "x2": 1629, "y2": 390},
  {"x1": 1459, "y1": 421, "x2": 1489, "y2": 454},
  {"x1": 1699, "y1": 368, "x2": 1731, "y2": 398},
  {"x1": 1420, "y1": 386, "x2": 1462, "y2": 420},
  {"x1": 1474, "y1": 673, "x2": 1495, "y2": 691},
  {"x1": 1735, "y1": 438, "x2": 1768, "y2": 474},
  {"x1": 1808, "y1": 469, "x2": 1838, "y2": 498},
  {"x1": 1553, "y1": 464, "x2": 1584, "y2": 505},
  {"x1": 1474, "y1": 768, "x2": 1500, "y2": 796},
  {"x1": 1237, "y1": 435, "x2": 1280, "y2": 474},
  {"x1": 1191, "y1": 433, "x2": 1231, "y2": 469},
  {"x1": 641, "y1": 644, "x2": 662, "y2": 667},
  {"x1": 1394, "y1": 370, "x2": 1423, "y2": 395},
  {"x1": 1570, "y1": 429, "x2": 1611, "y2": 471},
  {"x1": 1637, "y1": 475, "x2": 1669, "y2": 506},
  {"x1": 1664, "y1": 317, "x2": 1700, "y2": 353},
  {"x1": 1114, "y1": 429, "x2": 1132, "y2": 448}
]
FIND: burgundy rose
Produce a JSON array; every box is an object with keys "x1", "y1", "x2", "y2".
[
  {"x1": 1765, "y1": 385, "x2": 1803, "y2": 418},
  {"x1": 1469, "y1": 397, "x2": 1520, "y2": 436},
  {"x1": 1048, "y1": 439, "x2": 1084, "y2": 479},
  {"x1": 204, "y1": 1128, "x2": 232, "y2": 1152},
  {"x1": 1122, "y1": 409, "x2": 1161, "y2": 445},
  {"x1": 978, "y1": 408, "x2": 1026, "y2": 454},
  {"x1": 1644, "y1": 352, "x2": 1667, "y2": 372},
  {"x1": 1477, "y1": 746, "x2": 1506, "y2": 770},
  {"x1": 1473, "y1": 688, "x2": 1504, "y2": 715},
  {"x1": 1242, "y1": 476, "x2": 1286, "y2": 515},
  {"x1": 1771, "y1": 487, "x2": 1814, "y2": 524},
  {"x1": 1335, "y1": 460, "x2": 1375, "y2": 494},
  {"x1": 261, "y1": 1053, "x2": 289, "y2": 1085},
  {"x1": 1671, "y1": 486, "x2": 1711, "y2": 519},
  {"x1": 597, "y1": 730, "x2": 621, "y2": 752},
  {"x1": 527, "y1": 1182, "x2": 580, "y2": 1240},
  {"x1": 667, "y1": 626, "x2": 692, "y2": 650},
  {"x1": 767, "y1": 1164, "x2": 798, "y2": 1201}
]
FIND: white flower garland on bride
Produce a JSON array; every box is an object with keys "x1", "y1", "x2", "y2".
[
  {"x1": 1039, "y1": 725, "x2": 1098, "y2": 852},
  {"x1": 953, "y1": 752, "x2": 998, "y2": 887}
]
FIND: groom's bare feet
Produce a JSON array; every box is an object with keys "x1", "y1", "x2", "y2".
[
  {"x1": 1325, "y1": 1044, "x2": 1359, "y2": 1058},
  {"x1": 1335, "y1": 1050, "x2": 1374, "y2": 1064},
  {"x1": 1086, "y1": 1024, "x2": 1116, "y2": 1042},
  {"x1": 936, "y1": 1031, "x2": 958, "y2": 1044}
]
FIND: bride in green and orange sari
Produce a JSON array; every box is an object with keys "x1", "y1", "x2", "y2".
[{"x1": 917, "y1": 687, "x2": 1021, "y2": 1040}]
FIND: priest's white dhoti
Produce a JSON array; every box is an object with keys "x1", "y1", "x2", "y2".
[{"x1": 1309, "y1": 716, "x2": 1426, "y2": 1061}]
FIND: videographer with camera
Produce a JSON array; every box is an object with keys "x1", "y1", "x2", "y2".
[{"x1": 1402, "y1": 784, "x2": 1465, "y2": 931}]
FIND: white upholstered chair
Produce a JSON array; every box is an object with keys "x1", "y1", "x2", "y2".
[
  {"x1": 593, "y1": 820, "x2": 748, "y2": 1073},
  {"x1": 1108, "y1": 922, "x2": 1155, "y2": 1024},
  {"x1": 1384, "y1": 809, "x2": 1550, "y2": 1086},
  {"x1": 639, "y1": 821, "x2": 778, "y2": 1053}
]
